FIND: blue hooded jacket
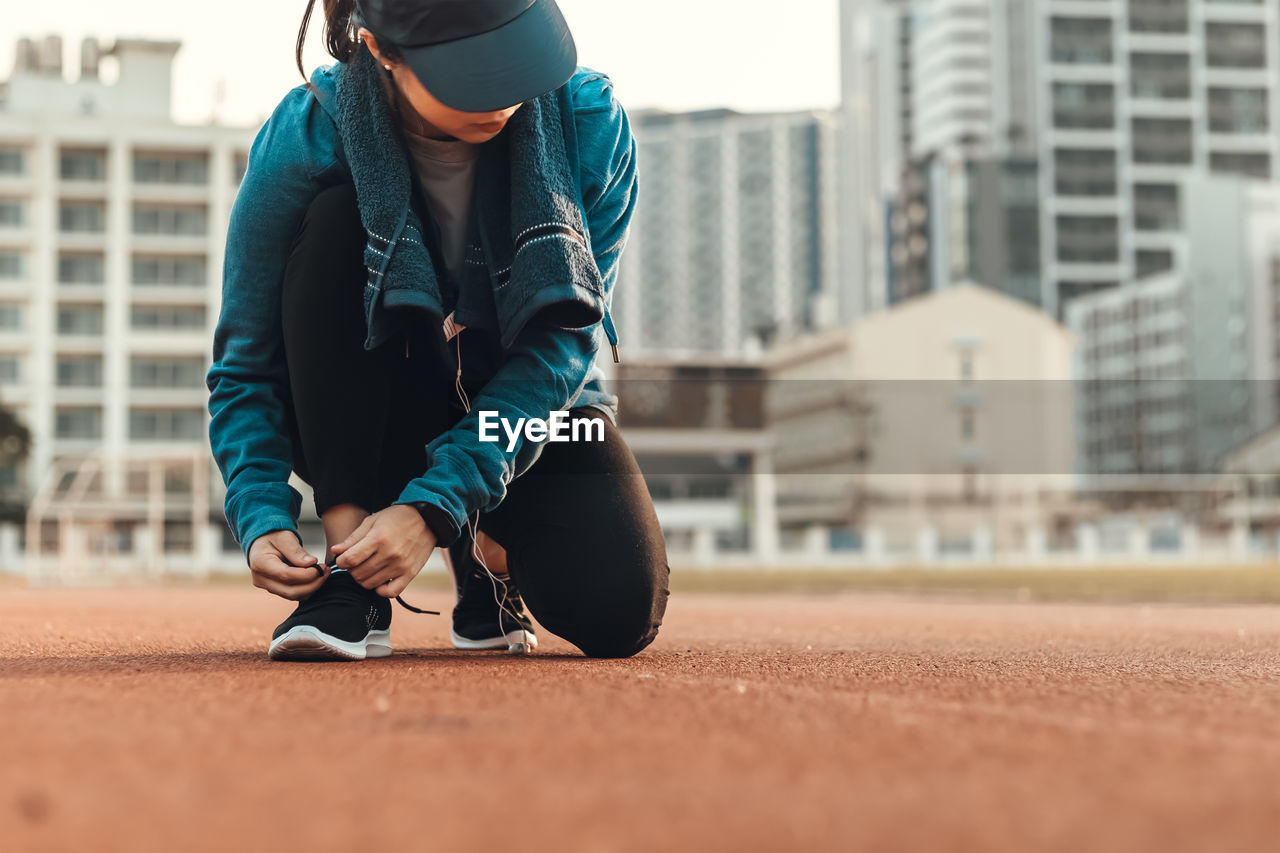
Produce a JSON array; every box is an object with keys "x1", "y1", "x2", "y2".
[{"x1": 205, "y1": 61, "x2": 638, "y2": 562}]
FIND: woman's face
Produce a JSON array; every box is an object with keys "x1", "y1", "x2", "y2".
[{"x1": 360, "y1": 29, "x2": 522, "y2": 143}]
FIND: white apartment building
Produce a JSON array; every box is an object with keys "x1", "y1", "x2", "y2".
[
  {"x1": 1038, "y1": 0, "x2": 1280, "y2": 316},
  {"x1": 839, "y1": 0, "x2": 916, "y2": 314},
  {"x1": 0, "y1": 35, "x2": 255, "y2": 563},
  {"x1": 618, "y1": 107, "x2": 841, "y2": 357},
  {"x1": 849, "y1": 0, "x2": 1280, "y2": 318},
  {"x1": 1067, "y1": 174, "x2": 1280, "y2": 475}
]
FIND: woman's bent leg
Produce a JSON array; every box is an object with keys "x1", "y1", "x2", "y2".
[
  {"x1": 280, "y1": 182, "x2": 449, "y2": 526},
  {"x1": 478, "y1": 408, "x2": 671, "y2": 658}
]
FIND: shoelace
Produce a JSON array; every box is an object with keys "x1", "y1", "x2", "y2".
[{"x1": 318, "y1": 562, "x2": 440, "y2": 616}]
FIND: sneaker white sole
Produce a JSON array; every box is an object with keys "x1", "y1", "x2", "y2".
[
  {"x1": 269, "y1": 626, "x2": 392, "y2": 661},
  {"x1": 450, "y1": 627, "x2": 538, "y2": 655}
]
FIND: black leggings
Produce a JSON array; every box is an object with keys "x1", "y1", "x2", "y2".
[{"x1": 279, "y1": 183, "x2": 669, "y2": 658}]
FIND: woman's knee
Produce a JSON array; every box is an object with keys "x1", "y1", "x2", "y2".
[
  {"x1": 302, "y1": 182, "x2": 360, "y2": 236},
  {"x1": 509, "y1": 531, "x2": 670, "y2": 659},
  {"x1": 566, "y1": 574, "x2": 669, "y2": 659},
  {"x1": 284, "y1": 184, "x2": 363, "y2": 282},
  {"x1": 282, "y1": 183, "x2": 365, "y2": 323}
]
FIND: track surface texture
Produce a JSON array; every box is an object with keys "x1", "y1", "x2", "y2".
[{"x1": 2, "y1": 587, "x2": 1279, "y2": 853}]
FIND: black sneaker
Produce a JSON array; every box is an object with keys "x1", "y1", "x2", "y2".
[
  {"x1": 268, "y1": 568, "x2": 393, "y2": 661},
  {"x1": 448, "y1": 534, "x2": 538, "y2": 654}
]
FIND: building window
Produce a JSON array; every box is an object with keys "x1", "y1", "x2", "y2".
[
  {"x1": 0, "y1": 303, "x2": 21, "y2": 330},
  {"x1": 163, "y1": 520, "x2": 194, "y2": 553},
  {"x1": 233, "y1": 152, "x2": 249, "y2": 185},
  {"x1": 129, "y1": 407, "x2": 204, "y2": 441},
  {"x1": 1057, "y1": 216, "x2": 1120, "y2": 264},
  {"x1": 59, "y1": 149, "x2": 107, "y2": 182},
  {"x1": 1208, "y1": 87, "x2": 1269, "y2": 134},
  {"x1": 56, "y1": 304, "x2": 104, "y2": 336},
  {"x1": 57, "y1": 355, "x2": 104, "y2": 388},
  {"x1": 0, "y1": 354, "x2": 20, "y2": 383},
  {"x1": 1133, "y1": 183, "x2": 1180, "y2": 231},
  {"x1": 130, "y1": 305, "x2": 206, "y2": 330},
  {"x1": 132, "y1": 151, "x2": 209, "y2": 185},
  {"x1": 59, "y1": 201, "x2": 106, "y2": 233},
  {"x1": 1206, "y1": 22, "x2": 1266, "y2": 69},
  {"x1": 1129, "y1": 0, "x2": 1188, "y2": 34},
  {"x1": 963, "y1": 465, "x2": 979, "y2": 502},
  {"x1": 1129, "y1": 52, "x2": 1191, "y2": 100},
  {"x1": 0, "y1": 251, "x2": 23, "y2": 279},
  {"x1": 0, "y1": 200, "x2": 23, "y2": 227},
  {"x1": 0, "y1": 147, "x2": 24, "y2": 174},
  {"x1": 0, "y1": 149, "x2": 24, "y2": 175},
  {"x1": 1210, "y1": 151, "x2": 1271, "y2": 180},
  {"x1": 1054, "y1": 148, "x2": 1117, "y2": 197},
  {"x1": 1052, "y1": 82, "x2": 1115, "y2": 129},
  {"x1": 130, "y1": 356, "x2": 206, "y2": 389},
  {"x1": 55, "y1": 406, "x2": 103, "y2": 440},
  {"x1": 58, "y1": 252, "x2": 105, "y2": 285},
  {"x1": 1136, "y1": 250, "x2": 1175, "y2": 279},
  {"x1": 132, "y1": 204, "x2": 208, "y2": 237},
  {"x1": 1132, "y1": 118, "x2": 1193, "y2": 165},
  {"x1": 131, "y1": 254, "x2": 206, "y2": 286},
  {"x1": 1051, "y1": 17, "x2": 1113, "y2": 64}
]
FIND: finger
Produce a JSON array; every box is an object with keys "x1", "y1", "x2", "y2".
[
  {"x1": 340, "y1": 538, "x2": 379, "y2": 574},
  {"x1": 336, "y1": 532, "x2": 382, "y2": 572},
  {"x1": 379, "y1": 568, "x2": 416, "y2": 599},
  {"x1": 353, "y1": 559, "x2": 397, "y2": 590},
  {"x1": 278, "y1": 537, "x2": 319, "y2": 571},
  {"x1": 331, "y1": 515, "x2": 375, "y2": 556},
  {"x1": 257, "y1": 552, "x2": 328, "y2": 585},
  {"x1": 253, "y1": 573, "x2": 325, "y2": 601}
]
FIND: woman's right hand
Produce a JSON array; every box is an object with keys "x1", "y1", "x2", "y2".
[{"x1": 247, "y1": 530, "x2": 328, "y2": 600}]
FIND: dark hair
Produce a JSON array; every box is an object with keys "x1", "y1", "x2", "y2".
[{"x1": 296, "y1": 0, "x2": 403, "y2": 86}]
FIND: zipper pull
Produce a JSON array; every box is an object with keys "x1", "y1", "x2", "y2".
[
  {"x1": 404, "y1": 334, "x2": 409, "y2": 359},
  {"x1": 603, "y1": 308, "x2": 620, "y2": 363}
]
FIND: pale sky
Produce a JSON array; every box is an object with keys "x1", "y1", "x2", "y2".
[{"x1": 3, "y1": 0, "x2": 843, "y2": 126}]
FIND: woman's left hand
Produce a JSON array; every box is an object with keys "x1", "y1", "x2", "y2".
[{"x1": 331, "y1": 505, "x2": 438, "y2": 598}]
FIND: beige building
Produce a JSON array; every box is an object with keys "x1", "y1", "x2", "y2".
[
  {"x1": 0, "y1": 35, "x2": 257, "y2": 576},
  {"x1": 767, "y1": 283, "x2": 1079, "y2": 558}
]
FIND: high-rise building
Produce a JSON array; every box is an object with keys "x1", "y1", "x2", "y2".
[
  {"x1": 1067, "y1": 174, "x2": 1280, "y2": 475},
  {"x1": 615, "y1": 107, "x2": 839, "y2": 357},
  {"x1": 854, "y1": 0, "x2": 1280, "y2": 318},
  {"x1": 0, "y1": 36, "x2": 254, "y2": 554},
  {"x1": 838, "y1": 0, "x2": 917, "y2": 315}
]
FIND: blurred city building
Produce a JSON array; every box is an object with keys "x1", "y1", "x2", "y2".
[
  {"x1": 843, "y1": 0, "x2": 1280, "y2": 319},
  {"x1": 617, "y1": 107, "x2": 841, "y2": 356},
  {"x1": 1068, "y1": 174, "x2": 1280, "y2": 476},
  {"x1": 614, "y1": 358, "x2": 773, "y2": 560},
  {"x1": 766, "y1": 283, "x2": 1082, "y2": 560},
  {"x1": 1221, "y1": 425, "x2": 1280, "y2": 553},
  {"x1": 0, "y1": 35, "x2": 255, "y2": 575},
  {"x1": 894, "y1": 156, "x2": 1043, "y2": 307}
]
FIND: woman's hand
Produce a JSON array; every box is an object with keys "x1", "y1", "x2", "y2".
[
  {"x1": 247, "y1": 530, "x2": 326, "y2": 600},
  {"x1": 330, "y1": 505, "x2": 438, "y2": 598}
]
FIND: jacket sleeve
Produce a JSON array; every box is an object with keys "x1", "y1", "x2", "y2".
[
  {"x1": 391, "y1": 75, "x2": 639, "y2": 546},
  {"x1": 205, "y1": 84, "x2": 343, "y2": 564}
]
